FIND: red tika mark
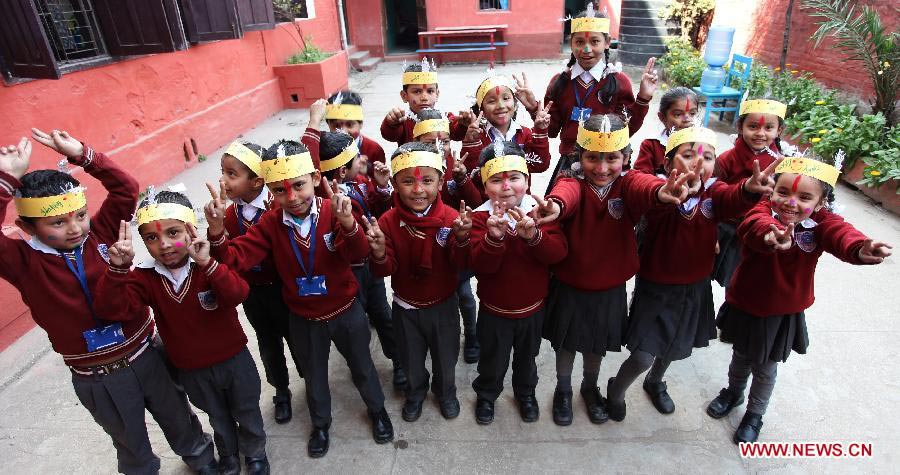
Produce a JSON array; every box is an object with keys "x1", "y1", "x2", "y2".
[
  {"x1": 68, "y1": 212, "x2": 73, "y2": 217},
  {"x1": 413, "y1": 166, "x2": 423, "y2": 192},
  {"x1": 685, "y1": 97, "x2": 692, "y2": 111},
  {"x1": 501, "y1": 171, "x2": 510, "y2": 189},
  {"x1": 583, "y1": 31, "x2": 590, "y2": 40},
  {"x1": 757, "y1": 115, "x2": 766, "y2": 128},
  {"x1": 697, "y1": 145, "x2": 704, "y2": 156},
  {"x1": 283, "y1": 180, "x2": 292, "y2": 200},
  {"x1": 155, "y1": 222, "x2": 162, "y2": 233},
  {"x1": 791, "y1": 175, "x2": 802, "y2": 193}
]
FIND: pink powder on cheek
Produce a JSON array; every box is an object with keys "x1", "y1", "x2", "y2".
[
  {"x1": 804, "y1": 208, "x2": 812, "y2": 214},
  {"x1": 174, "y1": 242, "x2": 183, "y2": 248}
]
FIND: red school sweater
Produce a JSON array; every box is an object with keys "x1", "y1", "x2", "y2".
[
  {"x1": 727, "y1": 201, "x2": 870, "y2": 316},
  {"x1": 371, "y1": 200, "x2": 469, "y2": 308},
  {"x1": 469, "y1": 211, "x2": 568, "y2": 317},
  {"x1": 632, "y1": 138, "x2": 667, "y2": 175},
  {"x1": 223, "y1": 193, "x2": 280, "y2": 286},
  {"x1": 95, "y1": 260, "x2": 249, "y2": 370},
  {"x1": 714, "y1": 136, "x2": 780, "y2": 185},
  {"x1": 359, "y1": 135, "x2": 387, "y2": 180},
  {"x1": 210, "y1": 197, "x2": 369, "y2": 320},
  {"x1": 547, "y1": 173, "x2": 664, "y2": 291},
  {"x1": 0, "y1": 148, "x2": 153, "y2": 368},
  {"x1": 543, "y1": 71, "x2": 649, "y2": 155},
  {"x1": 638, "y1": 179, "x2": 759, "y2": 284},
  {"x1": 459, "y1": 125, "x2": 551, "y2": 173},
  {"x1": 379, "y1": 113, "x2": 467, "y2": 146}
]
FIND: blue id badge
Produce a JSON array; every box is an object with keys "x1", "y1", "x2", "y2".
[
  {"x1": 570, "y1": 107, "x2": 592, "y2": 121},
  {"x1": 83, "y1": 323, "x2": 126, "y2": 352},
  {"x1": 297, "y1": 275, "x2": 327, "y2": 296}
]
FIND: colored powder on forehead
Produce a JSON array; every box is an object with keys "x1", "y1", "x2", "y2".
[
  {"x1": 697, "y1": 145, "x2": 704, "y2": 156},
  {"x1": 757, "y1": 115, "x2": 766, "y2": 128},
  {"x1": 791, "y1": 175, "x2": 802, "y2": 193},
  {"x1": 283, "y1": 179, "x2": 292, "y2": 199},
  {"x1": 494, "y1": 86, "x2": 500, "y2": 97},
  {"x1": 155, "y1": 222, "x2": 162, "y2": 233},
  {"x1": 685, "y1": 97, "x2": 691, "y2": 111},
  {"x1": 414, "y1": 166, "x2": 422, "y2": 179}
]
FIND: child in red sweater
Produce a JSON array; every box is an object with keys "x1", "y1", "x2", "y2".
[
  {"x1": 706, "y1": 155, "x2": 892, "y2": 444},
  {"x1": 468, "y1": 140, "x2": 568, "y2": 425},
  {"x1": 205, "y1": 140, "x2": 392, "y2": 459},
  {"x1": 632, "y1": 87, "x2": 700, "y2": 175},
  {"x1": 324, "y1": 90, "x2": 387, "y2": 180},
  {"x1": 95, "y1": 191, "x2": 269, "y2": 475},
  {"x1": 0, "y1": 131, "x2": 214, "y2": 474},
  {"x1": 712, "y1": 98, "x2": 787, "y2": 288},
  {"x1": 213, "y1": 141, "x2": 302, "y2": 425},
  {"x1": 366, "y1": 142, "x2": 471, "y2": 422},
  {"x1": 605, "y1": 126, "x2": 778, "y2": 422},
  {"x1": 536, "y1": 114, "x2": 693, "y2": 426}
]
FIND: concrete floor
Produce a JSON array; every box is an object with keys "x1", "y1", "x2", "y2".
[{"x1": 1, "y1": 60, "x2": 898, "y2": 474}]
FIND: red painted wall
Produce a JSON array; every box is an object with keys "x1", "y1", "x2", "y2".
[
  {"x1": 346, "y1": 0, "x2": 386, "y2": 57},
  {"x1": 743, "y1": 0, "x2": 897, "y2": 98},
  {"x1": 0, "y1": 1, "x2": 343, "y2": 350}
]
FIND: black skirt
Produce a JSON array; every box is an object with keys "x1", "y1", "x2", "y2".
[
  {"x1": 543, "y1": 279, "x2": 627, "y2": 355},
  {"x1": 625, "y1": 276, "x2": 716, "y2": 362},
  {"x1": 716, "y1": 302, "x2": 809, "y2": 365},
  {"x1": 712, "y1": 221, "x2": 742, "y2": 288}
]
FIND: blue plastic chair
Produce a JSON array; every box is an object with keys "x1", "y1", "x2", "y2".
[{"x1": 692, "y1": 54, "x2": 753, "y2": 126}]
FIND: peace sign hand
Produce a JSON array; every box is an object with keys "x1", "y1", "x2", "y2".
[
  {"x1": 512, "y1": 72, "x2": 539, "y2": 113},
  {"x1": 362, "y1": 216, "x2": 386, "y2": 259},
  {"x1": 485, "y1": 201, "x2": 507, "y2": 241},
  {"x1": 204, "y1": 181, "x2": 228, "y2": 235},
  {"x1": 532, "y1": 194, "x2": 560, "y2": 225},
  {"x1": 0, "y1": 137, "x2": 32, "y2": 179},
  {"x1": 107, "y1": 220, "x2": 135, "y2": 267},
  {"x1": 508, "y1": 206, "x2": 537, "y2": 241},
  {"x1": 744, "y1": 158, "x2": 783, "y2": 196},
  {"x1": 452, "y1": 200, "x2": 473, "y2": 241},
  {"x1": 185, "y1": 222, "x2": 211, "y2": 267},
  {"x1": 324, "y1": 178, "x2": 356, "y2": 231},
  {"x1": 31, "y1": 128, "x2": 84, "y2": 158},
  {"x1": 533, "y1": 100, "x2": 553, "y2": 130},
  {"x1": 657, "y1": 169, "x2": 695, "y2": 205},
  {"x1": 858, "y1": 239, "x2": 893, "y2": 264},
  {"x1": 638, "y1": 57, "x2": 659, "y2": 101},
  {"x1": 764, "y1": 223, "x2": 795, "y2": 251},
  {"x1": 464, "y1": 111, "x2": 484, "y2": 142}
]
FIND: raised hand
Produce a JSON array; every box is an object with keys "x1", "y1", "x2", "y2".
[
  {"x1": 204, "y1": 181, "x2": 228, "y2": 235},
  {"x1": 685, "y1": 156, "x2": 704, "y2": 195},
  {"x1": 452, "y1": 158, "x2": 468, "y2": 184},
  {"x1": 308, "y1": 98, "x2": 327, "y2": 127},
  {"x1": 744, "y1": 158, "x2": 783, "y2": 196},
  {"x1": 485, "y1": 201, "x2": 507, "y2": 240},
  {"x1": 31, "y1": 128, "x2": 84, "y2": 158},
  {"x1": 0, "y1": 137, "x2": 32, "y2": 179},
  {"x1": 512, "y1": 72, "x2": 539, "y2": 113},
  {"x1": 858, "y1": 239, "x2": 893, "y2": 264},
  {"x1": 107, "y1": 220, "x2": 135, "y2": 267},
  {"x1": 452, "y1": 200, "x2": 473, "y2": 241},
  {"x1": 362, "y1": 216, "x2": 386, "y2": 258},
  {"x1": 464, "y1": 111, "x2": 484, "y2": 142},
  {"x1": 533, "y1": 100, "x2": 553, "y2": 130},
  {"x1": 657, "y1": 169, "x2": 695, "y2": 205},
  {"x1": 532, "y1": 194, "x2": 560, "y2": 225},
  {"x1": 386, "y1": 107, "x2": 406, "y2": 126},
  {"x1": 508, "y1": 206, "x2": 537, "y2": 241},
  {"x1": 325, "y1": 179, "x2": 355, "y2": 231},
  {"x1": 373, "y1": 161, "x2": 391, "y2": 187},
  {"x1": 764, "y1": 223, "x2": 795, "y2": 251},
  {"x1": 638, "y1": 57, "x2": 659, "y2": 101},
  {"x1": 185, "y1": 222, "x2": 211, "y2": 267}
]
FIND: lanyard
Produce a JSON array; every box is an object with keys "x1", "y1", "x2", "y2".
[
  {"x1": 572, "y1": 79, "x2": 598, "y2": 109},
  {"x1": 286, "y1": 217, "x2": 317, "y2": 279},
  {"x1": 346, "y1": 183, "x2": 370, "y2": 219},
  {"x1": 60, "y1": 245, "x2": 96, "y2": 317},
  {"x1": 236, "y1": 204, "x2": 264, "y2": 235}
]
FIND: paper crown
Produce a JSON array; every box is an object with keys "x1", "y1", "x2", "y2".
[
  {"x1": 402, "y1": 57, "x2": 438, "y2": 85},
  {"x1": 475, "y1": 73, "x2": 516, "y2": 106},
  {"x1": 14, "y1": 187, "x2": 87, "y2": 218},
  {"x1": 413, "y1": 118, "x2": 450, "y2": 138},
  {"x1": 480, "y1": 155, "x2": 529, "y2": 183},
  {"x1": 571, "y1": 17, "x2": 610, "y2": 34},
  {"x1": 224, "y1": 142, "x2": 262, "y2": 176},
  {"x1": 390, "y1": 150, "x2": 445, "y2": 176},
  {"x1": 319, "y1": 141, "x2": 360, "y2": 173},
  {"x1": 136, "y1": 202, "x2": 197, "y2": 226},
  {"x1": 739, "y1": 99, "x2": 787, "y2": 119},
  {"x1": 260, "y1": 153, "x2": 315, "y2": 184},
  {"x1": 774, "y1": 157, "x2": 840, "y2": 187},
  {"x1": 325, "y1": 104, "x2": 364, "y2": 121},
  {"x1": 665, "y1": 126, "x2": 718, "y2": 154},
  {"x1": 576, "y1": 120, "x2": 630, "y2": 152}
]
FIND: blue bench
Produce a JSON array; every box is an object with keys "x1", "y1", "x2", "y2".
[{"x1": 418, "y1": 28, "x2": 506, "y2": 67}]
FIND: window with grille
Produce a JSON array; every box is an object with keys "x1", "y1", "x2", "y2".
[
  {"x1": 35, "y1": 0, "x2": 106, "y2": 64},
  {"x1": 479, "y1": 0, "x2": 509, "y2": 10}
]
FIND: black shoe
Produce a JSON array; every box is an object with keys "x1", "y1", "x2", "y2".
[
  {"x1": 392, "y1": 365, "x2": 408, "y2": 390},
  {"x1": 245, "y1": 456, "x2": 270, "y2": 475},
  {"x1": 733, "y1": 412, "x2": 764, "y2": 444},
  {"x1": 516, "y1": 394, "x2": 539, "y2": 423},
  {"x1": 197, "y1": 459, "x2": 218, "y2": 475},
  {"x1": 580, "y1": 385, "x2": 609, "y2": 424},
  {"x1": 463, "y1": 335, "x2": 480, "y2": 364},
  {"x1": 474, "y1": 398, "x2": 494, "y2": 425},
  {"x1": 217, "y1": 455, "x2": 240, "y2": 475},
  {"x1": 440, "y1": 396, "x2": 461, "y2": 419},
  {"x1": 307, "y1": 427, "x2": 329, "y2": 458},
  {"x1": 369, "y1": 408, "x2": 394, "y2": 444},
  {"x1": 606, "y1": 378, "x2": 626, "y2": 422},
  {"x1": 273, "y1": 388, "x2": 292, "y2": 424},
  {"x1": 643, "y1": 381, "x2": 675, "y2": 414},
  {"x1": 402, "y1": 399, "x2": 423, "y2": 422},
  {"x1": 552, "y1": 389, "x2": 573, "y2": 426},
  {"x1": 706, "y1": 388, "x2": 745, "y2": 419}
]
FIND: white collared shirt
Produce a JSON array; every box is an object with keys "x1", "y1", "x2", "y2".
[
  {"x1": 26, "y1": 235, "x2": 89, "y2": 256},
  {"x1": 680, "y1": 177, "x2": 719, "y2": 212},
  {"x1": 235, "y1": 188, "x2": 270, "y2": 222},
  {"x1": 486, "y1": 120, "x2": 522, "y2": 143},
  {"x1": 570, "y1": 60, "x2": 623, "y2": 83},
  {"x1": 474, "y1": 194, "x2": 538, "y2": 230},
  {"x1": 656, "y1": 125, "x2": 671, "y2": 147},
  {"x1": 282, "y1": 199, "x2": 319, "y2": 238},
  {"x1": 137, "y1": 257, "x2": 192, "y2": 293}
]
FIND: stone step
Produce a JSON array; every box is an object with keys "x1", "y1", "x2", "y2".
[
  {"x1": 621, "y1": 7, "x2": 659, "y2": 18},
  {"x1": 619, "y1": 50, "x2": 658, "y2": 66},
  {"x1": 357, "y1": 56, "x2": 382, "y2": 72},
  {"x1": 619, "y1": 24, "x2": 679, "y2": 37},
  {"x1": 620, "y1": 15, "x2": 669, "y2": 27},
  {"x1": 618, "y1": 41, "x2": 666, "y2": 55},
  {"x1": 621, "y1": 0, "x2": 667, "y2": 8},
  {"x1": 620, "y1": 33, "x2": 667, "y2": 46},
  {"x1": 348, "y1": 50, "x2": 370, "y2": 62}
]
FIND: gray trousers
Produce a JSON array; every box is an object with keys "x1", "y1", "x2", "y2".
[
  {"x1": 472, "y1": 308, "x2": 544, "y2": 401},
  {"x1": 179, "y1": 347, "x2": 266, "y2": 459},
  {"x1": 727, "y1": 349, "x2": 778, "y2": 415},
  {"x1": 71, "y1": 343, "x2": 214, "y2": 475},
  {"x1": 394, "y1": 295, "x2": 461, "y2": 402},
  {"x1": 243, "y1": 282, "x2": 302, "y2": 389},
  {"x1": 288, "y1": 301, "x2": 386, "y2": 428}
]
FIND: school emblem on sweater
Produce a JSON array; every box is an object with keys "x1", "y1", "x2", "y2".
[
  {"x1": 436, "y1": 227, "x2": 451, "y2": 247},
  {"x1": 197, "y1": 290, "x2": 219, "y2": 311},
  {"x1": 323, "y1": 231, "x2": 336, "y2": 252},
  {"x1": 794, "y1": 230, "x2": 817, "y2": 253},
  {"x1": 607, "y1": 198, "x2": 625, "y2": 220},
  {"x1": 700, "y1": 198, "x2": 715, "y2": 219},
  {"x1": 96, "y1": 243, "x2": 110, "y2": 263}
]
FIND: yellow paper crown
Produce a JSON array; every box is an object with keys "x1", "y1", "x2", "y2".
[
  {"x1": 136, "y1": 202, "x2": 197, "y2": 226},
  {"x1": 260, "y1": 153, "x2": 315, "y2": 184},
  {"x1": 14, "y1": 188, "x2": 87, "y2": 218},
  {"x1": 774, "y1": 157, "x2": 840, "y2": 187},
  {"x1": 390, "y1": 151, "x2": 445, "y2": 176},
  {"x1": 325, "y1": 104, "x2": 364, "y2": 121},
  {"x1": 319, "y1": 141, "x2": 360, "y2": 173},
  {"x1": 571, "y1": 17, "x2": 610, "y2": 34},
  {"x1": 413, "y1": 119, "x2": 450, "y2": 138},
  {"x1": 402, "y1": 71, "x2": 438, "y2": 86},
  {"x1": 480, "y1": 155, "x2": 530, "y2": 183},
  {"x1": 576, "y1": 124, "x2": 630, "y2": 153},
  {"x1": 739, "y1": 99, "x2": 787, "y2": 119},
  {"x1": 475, "y1": 75, "x2": 515, "y2": 106},
  {"x1": 665, "y1": 126, "x2": 719, "y2": 154},
  {"x1": 224, "y1": 142, "x2": 262, "y2": 176}
]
